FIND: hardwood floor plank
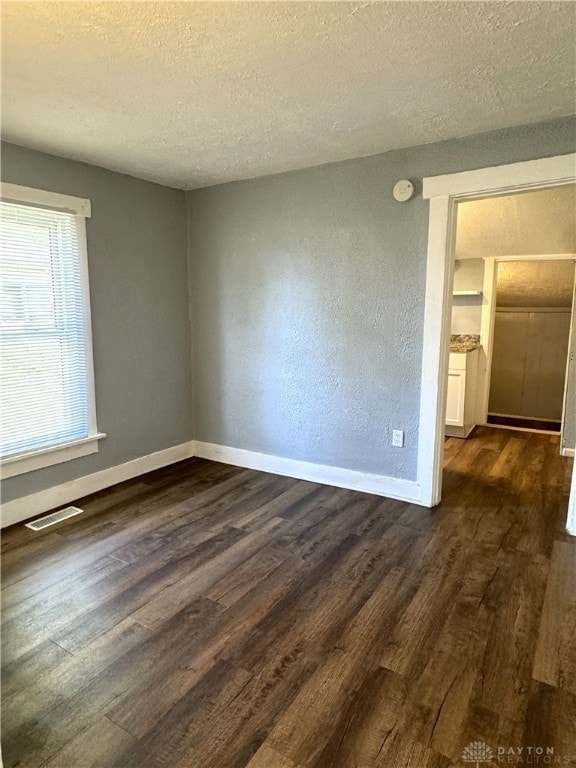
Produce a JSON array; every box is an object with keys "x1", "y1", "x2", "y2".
[
  {"x1": 1, "y1": 639, "x2": 72, "y2": 700},
  {"x1": 489, "y1": 436, "x2": 526, "y2": 479},
  {"x1": 533, "y1": 540, "x2": 576, "y2": 695},
  {"x1": 104, "y1": 524, "x2": 366, "y2": 738},
  {"x1": 246, "y1": 744, "x2": 302, "y2": 768},
  {"x1": 305, "y1": 667, "x2": 450, "y2": 768},
  {"x1": 1, "y1": 617, "x2": 152, "y2": 734},
  {"x1": 381, "y1": 548, "x2": 501, "y2": 760},
  {"x1": 110, "y1": 659, "x2": 248, "y2": 768},
  {"x1": 1, "y1": 526, "x2": 244, "y2": 663},
  {"x1": 1, "y1": 553, "x2": 130, "y2": 625},
  {"x1": 1, "y1": 463, "x2": 249, "y2": 591},
  {"x1": 541, "y1": 435, "x2": 565, "y2": 487},
  {"x1": 1, "y1": 600, "x2": 220, "y2": 768},
  {"x1": 126, "y1": 516, "x2": 285, "y2": 631},
  {"x1": 38, "y1": 715, "x2": 137, "y2": 768},
  {"x1": 48, "y1": 527, "x2": 243, "y2": 653},
  {"x1": 472, "y1": 550, "x2": 549, "y2": 723},
  {"x1": 255, "y1": 567, "x2": 414, "y2": 765},
  {"x1": 114, "y1": 539, "x2": 416, "y2": 768},
  {"x1": 226, "y1": 524, "x2": 419, "y2": 676},
  {"x1": 1, "y1": 521, "x2": 129, "y2": 591},
  {"x1": 205, "y1": 548, "x2": 285, "y2": 607},
  {"x1": 379, "y1": 535, "x2": 475, "y2": 678},
  {"x1": 231, "y1": 480, "x2": 320, "y2": 530},
  {"x1": 522, "y1": 680, "x2": 576, "y2": 760}
]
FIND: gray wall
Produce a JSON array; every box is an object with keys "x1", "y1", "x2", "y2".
[
  {"x1": 187, "y1": 116, "x2": 576, "y2": 481},
  {"x1": 451, "y1": 259, "x2": 484, "y2": 335},
  {"x1": 2, "y1": 142, "x2": 193, "y2": 502}
]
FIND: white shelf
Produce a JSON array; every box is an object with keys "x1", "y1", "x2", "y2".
[{"x1": 453, "y1": 290, "x2": 482, "y2": 296}]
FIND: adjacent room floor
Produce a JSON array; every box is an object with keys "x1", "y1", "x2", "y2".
[{"x1": 1, "y1": 427, "x2": 575, "y2": 767}]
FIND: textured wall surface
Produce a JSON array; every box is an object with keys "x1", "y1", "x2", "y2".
[
  {"x1": 2, "y1": 142, "x2": 192, "y2": 502},
  {"x1": 451, "y1": 259, "x2": 484, "y2": 335},
  {"x1": 455, "y1": 184, "x2": 576, "y2": 259},
  {"x1": 2, "y1": 2, "x2": 575, "y2": 188},
  {"x1": 188, "y1": 117, "x2": 576, "y2": 481}
]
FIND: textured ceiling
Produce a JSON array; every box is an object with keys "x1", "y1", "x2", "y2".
[
  {"x1": 2, "y1": 1, "x2": 575, "y2": 189},
  {"x1": 495, "y1": 260, "x2": 575, "y2": 308},
  {"x1": 455, "y1": 184, "x2": 576, "y2": 259}
]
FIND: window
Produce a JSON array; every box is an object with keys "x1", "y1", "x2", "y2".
[{"x1": 1, "y1": 184, "x2": 104, "y2": 478}]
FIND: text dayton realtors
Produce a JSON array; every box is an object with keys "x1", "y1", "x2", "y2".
[{"x1": 496, "y1": 745, "x2": 575, "y2": 764}]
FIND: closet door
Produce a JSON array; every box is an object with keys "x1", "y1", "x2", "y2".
[
  {"x1": 489, "y1": 310, "x2": 571, "y2": 420},
  {"x1": 522, "y1": 311, "x2": 571, "y2": 420},
  {"x1": 489, "y1": 311, "x2": 529, "y2": 416}
]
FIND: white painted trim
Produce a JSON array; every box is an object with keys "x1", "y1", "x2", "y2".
[
  {"x1": 1, "y1": 438, "x2": 422, "y2": 529},
  {"x1": 419, "y1": 153, "x2": 576, "y2": 535},
  {"x1": 423, "y1": 154, "x2": 576, "y2": 200},
  {"x1": 568, "y1": 472, "x2": 576, "y2": 536},
  {"x1": 194, "y1": 441, "x2": 422, "y2": 506},
  {"x1": 416, "y1": 196, "x2": 457, "y2": 506},
  {"x1": 1, "y1": 433, "x2": 106, "y2": 479},
  {"x1": 0, "y1": 441, "x2": 196, "y2": 528},
  {"x1": 76, "y1": 212, "x2": 99, "y2": 436},
  {"x1": 561, "y1": 273, "x2": 576, "y2": 453},
  {"x1": 562, "y1": 448, "x2": 575, "y2": 458},
  {"x1": 1, "y1": 182, "x2": 91, "y2": 217}
]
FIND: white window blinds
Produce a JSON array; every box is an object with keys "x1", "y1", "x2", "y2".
[{"x1": 0, "y1": 200, "x2": 92, "y2": 457}]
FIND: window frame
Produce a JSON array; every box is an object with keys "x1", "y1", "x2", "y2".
[{"x1": 1, "y1": 183, "x2": 105, "y2": 478}]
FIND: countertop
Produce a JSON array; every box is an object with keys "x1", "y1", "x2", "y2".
[{"x1": 449, "y1": 334, "x2": 481, "y2": 353}]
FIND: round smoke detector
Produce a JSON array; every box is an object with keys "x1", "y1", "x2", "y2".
[{"x1": 393, "y1": 179, "x2": 415, "y2": 202}]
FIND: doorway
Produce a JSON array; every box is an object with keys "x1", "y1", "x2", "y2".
[{"x1": 417, "y1": 153, "x2": 576, "y2": 534}]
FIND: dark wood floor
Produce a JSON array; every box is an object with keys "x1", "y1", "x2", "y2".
[{"x1": 2, "y1": 427, "x2": 575, "y2": 767}]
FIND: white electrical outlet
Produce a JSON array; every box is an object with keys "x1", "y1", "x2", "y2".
[{"x1": 392, "y1": 430, "x2": 404, "y2": 448}]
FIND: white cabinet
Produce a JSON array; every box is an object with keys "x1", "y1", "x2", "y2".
[
  {"x1": 446, "y1": 370, "x2": 466, "y2": 426},
  {"x1": 446, "y1": 349, "x2": 479, "y2": 437}
]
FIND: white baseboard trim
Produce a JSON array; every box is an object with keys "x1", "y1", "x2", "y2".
[
  {"x1": 1, "y1": 441, "x2": 196, "y2": 529},
  {"x1": 562, "y1": 447, "x2": 575, "y2": 458},
  {"x1": 1, "y1": 439, "x2": 423, "y2": 529},
  {"x1": 193, "y1": 441, "x2": 422, "y2": 505}
]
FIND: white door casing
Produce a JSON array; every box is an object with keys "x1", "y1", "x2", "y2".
[{"x1": 417, "y1": 153, "x2": 576, "y2": 537}]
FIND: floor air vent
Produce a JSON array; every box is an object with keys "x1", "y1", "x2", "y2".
[{"x1": 25, "y1": 506, "x2": 84, "y2": 531}]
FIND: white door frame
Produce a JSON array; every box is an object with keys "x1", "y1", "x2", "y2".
[
  {"x1": 416, "y1": 153, "x2": 576, "y2": 535},
  {"x1": 478, "y1": 253, "x2": 576, "y2": 444}
]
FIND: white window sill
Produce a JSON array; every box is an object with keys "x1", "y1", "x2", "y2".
[{"x1": 1, "y1": 433, "x2": 106, "y2": 479}]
